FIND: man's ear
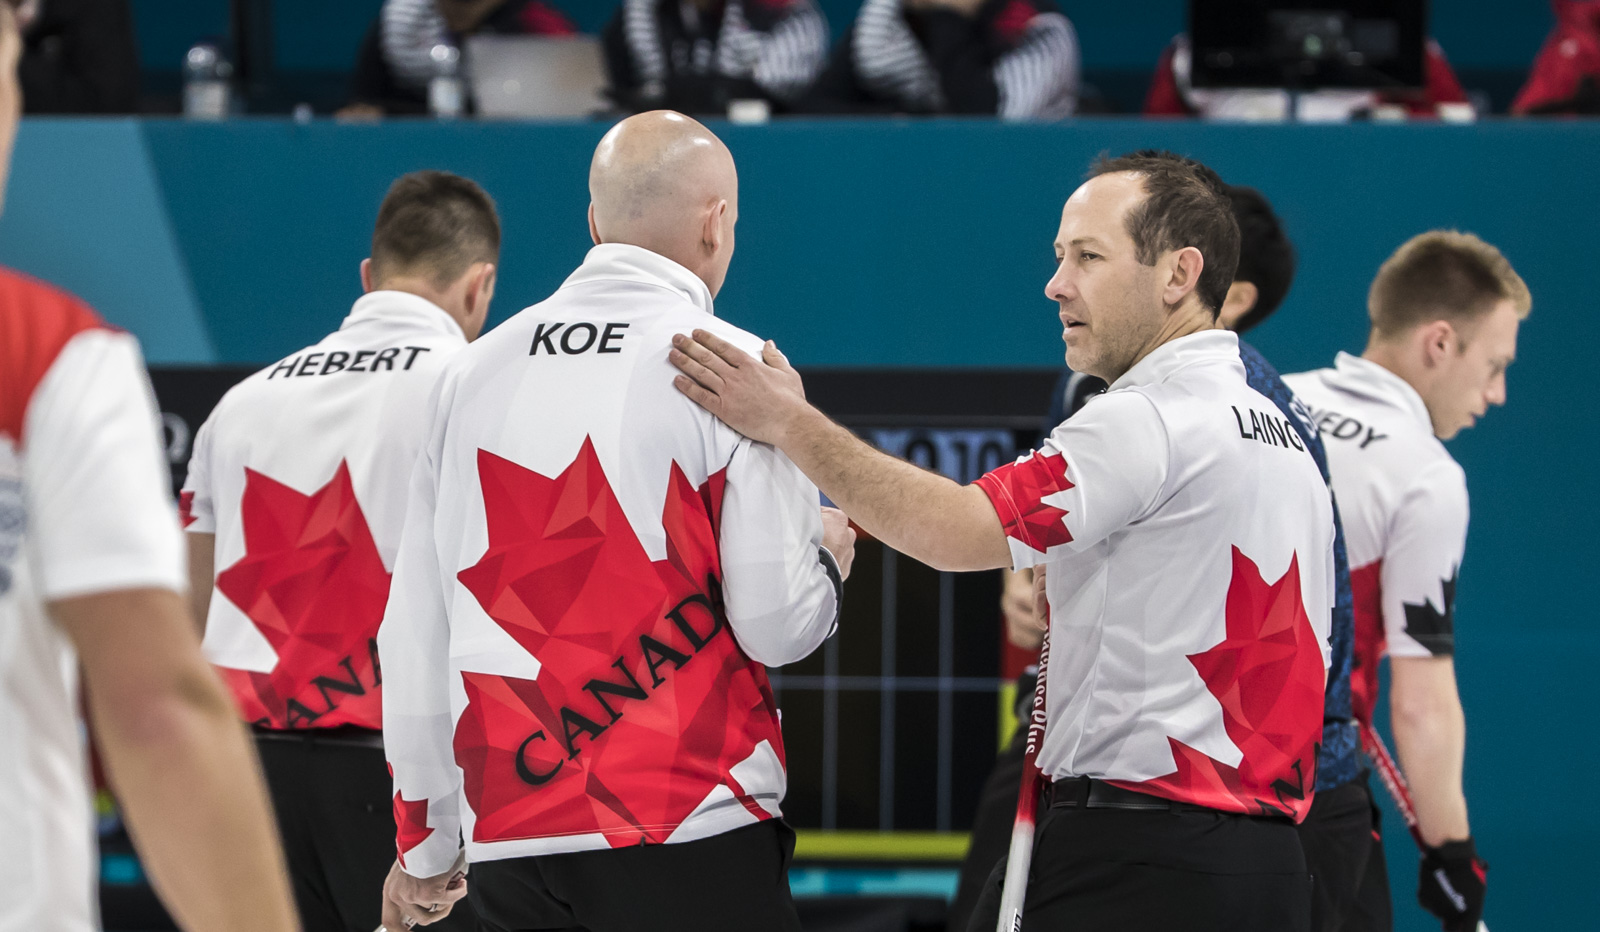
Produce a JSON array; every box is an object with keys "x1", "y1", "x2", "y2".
[
  {"x1": 588, "y1": 203, "x2": 602, "y2": 246},
  {"x1": 1218, "y1": 280, "x2": 1259, "y2": 330},
  {"x1": 1419, "y1": 319, "x2": 1456, "y2": 367},
  {"x1": 466, "y1": 262, "x2": 495, "y2": 314},
  {"x1": 360, "y1": 258, "x2": 374, "y2": 293},
  {"x1": 703, "y1": 199, "x2": 727, "y2": 253},
  {"x1": 1162, "y1": 246, "x2": 1205, "y2": 308},
  {"x1": 477, "y1": 262, "x2": 497, "y2": 307},
  {"x1": 457, "y1": 262, "x2": 496, "y2": 341}
]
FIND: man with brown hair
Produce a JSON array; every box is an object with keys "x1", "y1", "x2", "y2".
[
  {"x1": 182, "y1": 170, "x2": 499, "y2": 932},
  {"x1": 670, "y1": 150, "x2": 1335, "y2": 930},
  {"x1": 1285, "y1": 230, "x2": 1529, "y2": 932}
]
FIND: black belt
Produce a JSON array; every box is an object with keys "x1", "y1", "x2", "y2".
[
  {"x1": 1047, "y1": 776, "x2": 1284, "y2": 820},
  {"x1": 252, "y1": 725, "x2": 385, "y2": 750}
]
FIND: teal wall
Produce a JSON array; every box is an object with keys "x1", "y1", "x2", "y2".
[
  {"x1": 2, "y1": 117, "x2": 1593, "y2": 929},
  {"x1": 126, "y1": 0, "x2": 1555, "y2": 73}
]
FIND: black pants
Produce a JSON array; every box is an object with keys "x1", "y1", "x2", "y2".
[
  {"x1": 466, "y1": 821, "x2": 801, "y2": 932},
  {"x1": 255, "y1": 731, "x2": 478, "y2": 932},
  {"x1": 966, "y1": 800, "x2": 1312, "y2": 931},
  {"x1": 1346, "y1": 782, "x2": 1393, "y2": 932},
  {"x1": 1297, "y1": 777, "x2": 1383, "y2": 932}
]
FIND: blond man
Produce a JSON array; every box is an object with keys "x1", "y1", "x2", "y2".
[{"x1": 1286, "y1": 231, "x2": 1530, "y2": 932}]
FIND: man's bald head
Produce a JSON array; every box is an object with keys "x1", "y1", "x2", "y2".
[{"x1": 588, "y1": 111, "x2": 740, "y2": 296}]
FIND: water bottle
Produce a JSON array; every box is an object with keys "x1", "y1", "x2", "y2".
[
  {"x1": 182, "y1": 42, "x2": 233, "y2": 120},
  {"x1": 427, "y1": 43, "x2": 464, "y2": 119}
]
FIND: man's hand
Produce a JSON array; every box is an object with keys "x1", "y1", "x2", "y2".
[
  {"x1": 1000, "y1": 568, "x2": 1043, "y2": 651},
  {"x1": 674, "y1": 331, "x2": 1011, "y2": 574},
  {"x1": 382, "y1": 858, "x2": 468, "y2": 930},
  {"x1": 1417, "y1": 839, "x2": 1486, "y2": 931},
  {"x1": 670, "y1": 331, "x2": 810, "y2": 446},
  {"x1": 820, "y1": 506, "x2": 857, "y2": 580}
]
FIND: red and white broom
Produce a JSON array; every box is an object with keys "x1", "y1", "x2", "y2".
[{"x1": 996, "y1": 580, "x2": 1052, "y2": 932}]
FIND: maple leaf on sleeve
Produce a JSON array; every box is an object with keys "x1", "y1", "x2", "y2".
[
  {"x1": 977, "y1": 450, "x2": 1076, "y2": 552},
  {"x1": 392, "y1": 788, "x2": 434, "y2": 866},
  {"x1": 1401, "y1": 568, "x2": 1457, "y2": 656}
]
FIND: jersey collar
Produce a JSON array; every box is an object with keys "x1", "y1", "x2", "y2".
[
  {"x1": 1331, "y1": 352, "x2": 1433, "y2": 431},
  {"x1": 340, "y1": 290, "x2": 466, "y2": 342},
  {"x1": 1108, "y1": 329, "x2": 1243, "y2": 392},
  {"x1": 561, "y1": 243, "x2": 716, "y2": 316}
]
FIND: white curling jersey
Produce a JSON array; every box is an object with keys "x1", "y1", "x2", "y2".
[
  {"x1": 975, "y1": 331, "x2": 1334, "y2": 821},
  {"x1": 181, "y1": 292, "x2": 468, "y2": 732},
  {"x1": 381, "y1": 244, "x2": 842, "y2": 876},
  {"x1": 1284, "y1": 353, "x2": 1466, "y2": 726},
  {"x1": 0, "y1": 269, "x2": 185, "y2": 932}
]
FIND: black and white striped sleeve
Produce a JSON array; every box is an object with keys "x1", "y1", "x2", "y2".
[
  {"x1": 747, "y1": 0, "x2": 830, "y2": 102},
  {"x1": 994, "y1": 11, "x2": 1079, "y2": 120}
]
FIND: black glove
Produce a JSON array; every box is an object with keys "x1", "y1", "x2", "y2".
[{"x1": 1417, "y1": 837, "x2": 1487, "y2": 931}]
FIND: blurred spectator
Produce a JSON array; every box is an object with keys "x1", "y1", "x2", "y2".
[
  {"x1": 341, "y1": 0, "x2": 575, "y2": 116},
  {"x1": 801, "y1": 0, "x2": 1078, "y2": 119},
  {"x1": 1144, "y1": 34, "x2": 1469, "y2": 121},
  {"x1": 602, "y1": 0, "x2": 829, "y2": 115},
  {"x1": 1513, "y1": 1, "x2": 1600, "y2": 115},
  {"x1": 16, "y1": 0, "x2": 138, "y2": 113}
]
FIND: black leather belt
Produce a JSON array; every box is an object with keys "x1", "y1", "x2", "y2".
[
  {"x1": 252, "y1": 725, "x2": 385, "y2": 750},
  {"x1": 1048, "y1": 776, "x2": 1236, "y2": 815}
]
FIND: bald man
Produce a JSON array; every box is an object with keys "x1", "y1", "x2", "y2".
[{"x1": 379, "y1": 110, "x2": 854, "y2": 932}]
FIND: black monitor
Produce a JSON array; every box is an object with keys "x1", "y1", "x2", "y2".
[{"x1": 1188, "y1": 1, "x2": 1428, "y2": 91}]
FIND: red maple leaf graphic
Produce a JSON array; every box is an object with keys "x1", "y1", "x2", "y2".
[
  {"x1": 393, "y1": 786, "x2": 434, "y2": 867},
  {"x1": 213, "y1": 461, "x2": 389, "y2": 730},
  {"x1": 1112, "y1": 547, "x2": 1325, "y2": 821},
  {"x1": 978, "y1": 450, "x2": 1076, "y2": 551},
  {"x1": 453, "y1": 438, "x2": 781, "y2": 846}
]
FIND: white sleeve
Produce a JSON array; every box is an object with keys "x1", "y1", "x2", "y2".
[
  {"x1": 1382, "y1": 461, "x2": 1468, "y2": 659},
  {"x1": 975, "y1": 389, "x2": 1169, "y2": 571},
  {"x1": 23, "y1": 331, "x2": 185, "y2": 600},
  {"x1": 716, "y1": 439, "x2": 840, "y2": 668},
  {"x1": 378, "y1": 393, "x2": 464, "y2": 878},
  {"x1": 179, "y1": 411, "x2": 217, "y2": 533}
]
